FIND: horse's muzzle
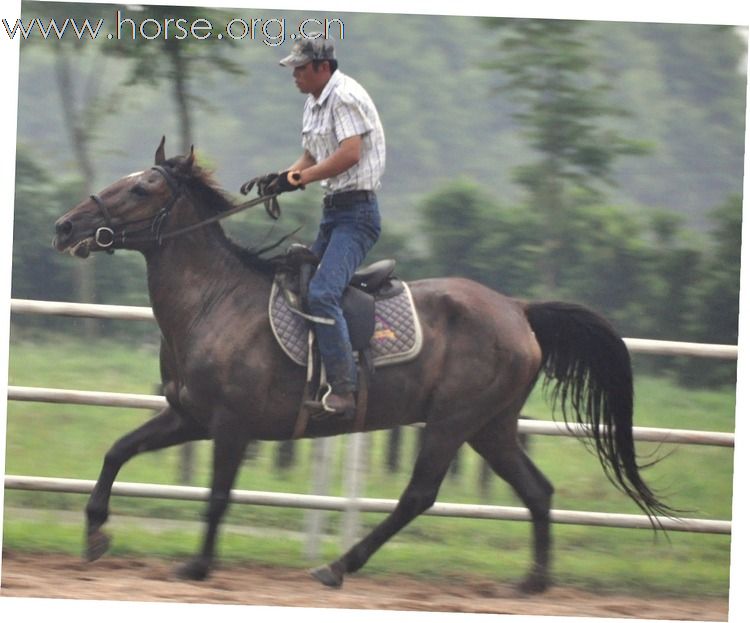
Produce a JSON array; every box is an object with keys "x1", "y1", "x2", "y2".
[
  {"x1": 53, "y1": 217, "x2": 93, "y2": 258},
  {"x1": 53, "y1": 217, "x2": 75, "y2": 250}
]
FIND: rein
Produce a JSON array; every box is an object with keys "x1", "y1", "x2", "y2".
[{"x1": 90, "y1": 165, "x2": 280, "y2": 251}]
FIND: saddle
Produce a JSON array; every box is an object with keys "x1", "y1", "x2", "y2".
[
  {"x1": 271, "y1": 245, "x2": 419, "y2": 437},
  {"x1": 275, "y1": 244, "x2": 404, "y2": 351}
]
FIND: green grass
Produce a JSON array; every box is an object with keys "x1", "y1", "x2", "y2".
[{"x1": 2, "y1": 331, "x2": 737, "y2": 598}]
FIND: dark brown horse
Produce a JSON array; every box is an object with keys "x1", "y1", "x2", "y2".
[{"x1": 53, "y1": 139, "x2": 671, "y2": 593}]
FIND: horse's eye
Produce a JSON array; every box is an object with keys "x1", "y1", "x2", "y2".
[{"x1": 131, "y1": 184, "x2": 148, "y2": 197}]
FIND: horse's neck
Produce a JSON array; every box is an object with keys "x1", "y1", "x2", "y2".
[{"x1": 144, "y1": 224, "x2": 271, "y2": 344}]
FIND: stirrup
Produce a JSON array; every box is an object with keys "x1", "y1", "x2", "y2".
[
  {"x1": 302, "y1": 384, "x2": 333, "y2": 419},
  {"x1": 319, "y1": 384, "x2": 336, "y2": 413},
  {"x1": 305, "y1": 384, "x2": 355, "y2": 420}
]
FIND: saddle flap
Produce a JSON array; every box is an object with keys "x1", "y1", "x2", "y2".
[{"x1": 342, "y1": 286, "x2": 375, "y2": 352}]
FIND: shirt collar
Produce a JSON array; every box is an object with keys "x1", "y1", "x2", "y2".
[{"x1": 310, "y1": 70, "x2": 343, "y2": 108}]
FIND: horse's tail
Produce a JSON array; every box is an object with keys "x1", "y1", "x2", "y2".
[{"x1": 524, "y1": 301, "x2": 672, "y2": 524}]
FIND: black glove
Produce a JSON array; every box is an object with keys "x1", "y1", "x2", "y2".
[
  {"x1": 286, "y1": 243, "x2": 319, "y2": 266},
  {"x1": 268, "y1": 170, "x2": 305, "y2": 194},
  {"x1": 240, "y1": 172, "x2": 279, "y2": 196}
]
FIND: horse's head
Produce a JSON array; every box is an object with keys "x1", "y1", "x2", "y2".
[{"x1": 53, "y1": 137, "x2": 195, "y2": 257}]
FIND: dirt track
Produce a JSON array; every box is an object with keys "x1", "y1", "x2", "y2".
[{"x1": 0, "y1": 551, "x2": 728, "y2": 620}]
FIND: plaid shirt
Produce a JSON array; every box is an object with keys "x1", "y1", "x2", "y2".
[{"x1": 301, "y1": 70, "x2": 386, "y2": 193}]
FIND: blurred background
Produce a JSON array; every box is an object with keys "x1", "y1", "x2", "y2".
[{"x1": 4, "y1": 0, "x2": 746, "y2": 606}]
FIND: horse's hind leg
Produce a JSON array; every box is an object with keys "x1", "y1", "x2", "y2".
[
  {"x1": 468, "y1": 416, "x2": 554, "y2": 593},
  {"x1": 310, "y1": 422, "x2": 464, "y2": 588},
  {"x1": 85, "y1": 406, "x2": 208, "y2": 561}
]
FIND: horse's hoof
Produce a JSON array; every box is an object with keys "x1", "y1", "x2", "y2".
[
  {"x1": 518, "y1": 574, "x2": 549, "y2": 594},
  {"x1": 174, "y1": 558, "x2": 211, "y2": 581},
  {"x1": 309, "y1": 564, "x2": 344, "y2": 588},
  {"x1": 85, "y1": 529, "x2": 111, "y2": 562}
]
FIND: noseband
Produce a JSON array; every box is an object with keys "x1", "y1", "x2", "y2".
[
  {"x1": 89, "y1": 165, "x2": 277, "y2": 252},
  {"x1": 89, "y1": 194, "x2": 116, "y2": 252}
]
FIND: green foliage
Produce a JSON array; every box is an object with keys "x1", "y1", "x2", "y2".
[
  {"x1": 12, "y1": 146, "x2": 153, "y2": 338},
  {"x1": 12, "y1": 146, "x2": 78, "y2": 303},
  {"x1": 483, "y1": 19, "x2": 649, "y2": 194},
  {"x1": 15, "y1": 12, "x2": 746, "y2": 227},
  {"x1": 419, "y1": 179, "x2": 542, "y2": 296},
  {"x1": 552, "y1": 200, "x2": 651, "y2": 328},
  {"x1": 417, "y1": 176, "x2": 739, "y2": 386},
  {"x1": 101, "y1": 4, "x2": 244, "y2": 153},
  {"x1": 12, "y1": 12, "x2": 745, "y2": 381},
  {"x1": 676, "y1": 195, "x2": 742, "y2": 385},
  {"x1": 6, "y1": 10, "x2": 743, "y2": 597},
  {"x1": 692, "y1": 195, "x2": 743, "y2": 344},
  {"x1": 481, "y1": 18, "x2": 654, "y2": 293}
]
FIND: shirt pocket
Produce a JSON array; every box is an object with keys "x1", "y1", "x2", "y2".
[{"x1": 302, "y1": 109, "x2": 337, "y2": 160}]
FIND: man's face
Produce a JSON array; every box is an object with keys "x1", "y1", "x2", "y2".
[{"x1": 292, "y1": 62, "x2": 331, "y2": 97}]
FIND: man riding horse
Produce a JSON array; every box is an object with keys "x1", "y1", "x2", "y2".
[
  {"x1": 52, "y1": 36, "x2": 671, "y2": 593},
  {"x1": 242, "y1": 37, "x2": 386, "y2": 420}
]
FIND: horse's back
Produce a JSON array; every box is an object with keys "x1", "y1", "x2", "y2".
[
  {"x1": 409, "y1": 276, "x2": 533, "y2": 338},
  {"x1": 407, "y1": 276, "x2": 542, "y2": 400}
]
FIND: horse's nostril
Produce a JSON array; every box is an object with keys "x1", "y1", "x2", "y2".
[{"x1": 56, "y1": 220, "x2": 73, "y2": 238}]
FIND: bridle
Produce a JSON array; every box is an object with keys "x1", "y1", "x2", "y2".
[{"x1": 89, "y1": 165, "x2": 280, "y2": 252}]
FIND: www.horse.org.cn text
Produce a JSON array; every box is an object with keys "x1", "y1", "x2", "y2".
[{"x1": 2, "y1": 11, "x2": 345, "y2": 45}]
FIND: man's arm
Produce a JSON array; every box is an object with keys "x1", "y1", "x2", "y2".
[
  {"x1": 288, "y1": 150, "x2": 317, "y2": 173},
  {"x1": 287, "y1": 136, "x2": 362, "y2": 187}
]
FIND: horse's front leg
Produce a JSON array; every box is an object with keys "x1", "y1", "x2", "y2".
[
  {"x1": 175, "y1": 414, "x2": 249, "y2": 581},
  {"x1": 85, "y1": 406, "x2": 207, "y2": 561}
]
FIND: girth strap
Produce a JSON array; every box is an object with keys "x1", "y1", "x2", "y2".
[
  {"x1": 352, "y1": 358, "x2": 370, "y2": 434},
  {"x1": 292, "y1": 331, "x2": 319, "y2": 440}
]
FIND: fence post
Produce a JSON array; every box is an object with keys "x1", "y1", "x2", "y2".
[
  {"x1": 304, "y1": 437, "x2": 335, "y2": 560},
  {"x1": 341, "y1": 432, "x2": 367, "y2": 550}
]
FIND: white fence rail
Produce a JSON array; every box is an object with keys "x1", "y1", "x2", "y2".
[
  {"x1": 10, "y1": 298, "x2": 739, "y2": 359},
  {"x1": 6, "y1": 385, "x2": 736, "y2": 448},
  {"x1": 3, "y1": 475, "x2": 731, "y2": 535},
  {"x1": 6, "y1": 298, "x2": 737, "y2": 537}
]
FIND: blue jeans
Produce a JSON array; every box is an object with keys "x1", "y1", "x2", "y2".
[{"x1": 308, "y1": 195, "x2": 381, "y2": 394}]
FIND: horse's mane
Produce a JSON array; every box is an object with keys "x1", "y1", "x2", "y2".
[{"x1": 165, "y1": 156, "x2": 285, "y2": 275}]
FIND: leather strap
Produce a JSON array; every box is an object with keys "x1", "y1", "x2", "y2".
[
  {"x1": 352, "y1": 357, "x2": 369, "y2": 433},
  {"x1": 292, "y1": 331, "x2": 319, "y2": 439}
]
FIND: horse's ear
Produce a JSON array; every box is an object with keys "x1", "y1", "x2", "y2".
[
  {"x1": 155, "y1": 136, "x2": 166, "y2": 165},
  {"x1": 184, "y1": 145, "x2": 195, "y2": 170}
]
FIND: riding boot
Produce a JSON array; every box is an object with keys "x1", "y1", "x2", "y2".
[{"x1": 321, "y1": 388, "x2": 356, "y2": 420}]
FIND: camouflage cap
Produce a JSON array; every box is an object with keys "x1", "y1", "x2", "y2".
[{"x1": 279, "y1": 38, "x2": 336, "y2": 68}]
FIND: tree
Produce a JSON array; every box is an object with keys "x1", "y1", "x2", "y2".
[
  {"x1": 105, "y1": 4, "x2": 244, "y2": 153},
  {"x1": 679, "y1": 195, "x2": 742, "y2": 386},
  {"x1": 482, "y1": 18, "x2": 649, "y2": 293},
  {"x1": 420, "y1": 179, "x2": 543, "y2": 297},
  {"x1": 13, "y1": 146, "x2": 154, "y2": 338},
  {"x1": 695, "y1": 195, "x2": 743, "y2": 345},
  {"x1": 22, "y1": 2, "x2": 130, "y2": 327},
  {"x1": 12, "y1": 147, "x2": 77, "y2": 305},
  {"x1": 420, "y1": 179, "x2": 491, "y2": 284},
  {"x1": 637, "y1": 211, "x2": 703, "y2": 340},
  {"x1": 417, "y1": 178, "x2": 715, "y2": 344}
]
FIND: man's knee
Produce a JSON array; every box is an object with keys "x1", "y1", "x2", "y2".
[{"x1": 307, "y1": 281, "x2": 340, "y2": 315}]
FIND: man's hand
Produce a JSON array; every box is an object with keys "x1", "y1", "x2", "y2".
[
  {"x1": 240, "y1": 172, "x2": 279, "y2": 196},
  {"x1": 269, "y1": 170, "x2": 305, "y2": 194}
]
